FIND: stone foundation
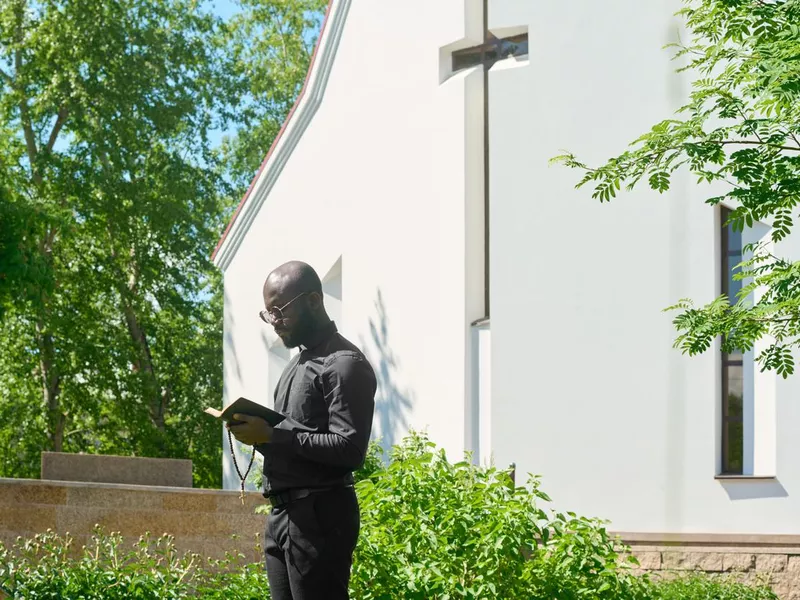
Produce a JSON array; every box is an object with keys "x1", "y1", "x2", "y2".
[{"x1": 618, "y1": 532, "x2": 800, "y2": 599}]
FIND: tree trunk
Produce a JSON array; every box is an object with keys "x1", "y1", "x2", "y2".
[
  {"x1": 108, "y1": 236, "x2": 167, "y2": 438},
  {"x1": 122, "y1": 299, "x2": 166, "y2": 434},
  {"x1": 36, "y1": 320, "x2": 64, "y2": 451},
  {"x1": 13, "y1": 5, "x2": 74, "y2": 457}
]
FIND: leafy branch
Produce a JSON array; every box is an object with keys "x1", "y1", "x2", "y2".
[{"x1": 552, "y1": 0, "x2": 800, "y2": 377}]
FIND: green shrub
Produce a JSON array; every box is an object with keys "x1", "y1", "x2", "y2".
[
  {"x1": 0, "y1": 528, "x2": 270, "y2": 599},
  {"x1": 351, "y1": 431, "x2": 647, "y2": 600},
  {"x1": 0, "y1": 432, "x2": 779, "y2": 599},
  {"x1": 354, "y1": 439, "x2": 387, "y2": 483},
  {"x1": 351, "y1": 431, "x2": 776, "y2": 600},
  {"x1": 652, "y1": 574, "x2": 777, "y2": 600}
]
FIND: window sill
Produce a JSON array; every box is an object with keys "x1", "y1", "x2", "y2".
[{"x1": 715, "y1": 475, "x2": 777, "y2": 481}]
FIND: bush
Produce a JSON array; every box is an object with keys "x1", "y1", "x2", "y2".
[
  {"x1": 652, "y1": 574, "x2": 777, "y2": 600},
  {"x1": 0, "y1": 529, "x2": 270, "y2": 599},
  {"x1": 351, "y1": 432, "x2": 647, "y2": 600},
  {"x1": 0, "y1": 432, "x2": 779, "y2": 599},
  {"x1": 351, "y1": 431, "x2": 776, "y2": 600}
]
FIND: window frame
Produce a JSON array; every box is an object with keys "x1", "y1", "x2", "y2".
[{"x1": 720, "y1": 206, "x2": 744, "y2": 475}]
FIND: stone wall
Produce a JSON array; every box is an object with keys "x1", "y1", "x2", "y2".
[
  {"x1": 619, "y1": 532, "x2": 800, "y2": 599},
  {"x1": 41, "y1": 452, "x2": 193, "y2": 487},
  {"x1": 0, "y1": 477, "x2": 266, "y2": 562}
]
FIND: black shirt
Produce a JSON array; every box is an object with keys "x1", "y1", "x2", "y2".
[{"x1": 257, "y1": 321, "x2": 377, "y2": 496}]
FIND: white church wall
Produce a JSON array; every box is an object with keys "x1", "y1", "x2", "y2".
[
  {"x1": 219, "y1": 0, "x2": 488, "y2": 489},
  {"x1": 487, "y1": 0, "x2": 799, "y2": 534},
  {"x1": 217, "y1": 0, "x2": 800, "y2": 540}
]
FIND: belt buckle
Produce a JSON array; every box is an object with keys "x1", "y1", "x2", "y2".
[
  {"x1": 267, "y1": 487, "x2": 321, "y2": 508},
  {"x1": 267, "y1": 492, "x2": 288, "y2": 508}
]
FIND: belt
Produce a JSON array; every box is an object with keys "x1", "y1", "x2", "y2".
[{"x1": 265, "y1": 485, "x2": 350, "y2": 509}]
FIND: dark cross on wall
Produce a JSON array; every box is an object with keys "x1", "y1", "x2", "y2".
[{"x1": 447, "y1": 4, "x2": 529, "y2": 318}]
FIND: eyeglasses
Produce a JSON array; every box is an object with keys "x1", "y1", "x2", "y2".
[{"x1": 259, "y1": 292, "x2": 308, "y2": 325}]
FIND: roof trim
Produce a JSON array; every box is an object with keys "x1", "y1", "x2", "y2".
[{"x1": 211, "y1": 0, "x2": 348, "y2": 270}]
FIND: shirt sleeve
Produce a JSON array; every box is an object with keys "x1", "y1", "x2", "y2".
[{"x1": 270, "y1": 352, "x2": 376, "y2": 469}]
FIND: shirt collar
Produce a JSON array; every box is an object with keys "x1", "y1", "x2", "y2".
[{"x1": 300, "y1": 320, "x2": 338, "y2": 352}]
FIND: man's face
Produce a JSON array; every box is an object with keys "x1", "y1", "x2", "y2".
[{"x1": 262, "y1": 284, "x2": 314, "y2": 348}]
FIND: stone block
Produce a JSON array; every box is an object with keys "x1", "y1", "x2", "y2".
[
  {"x1": 757, "y1": 554, "x2": 788, "y2": 573},
  {"x1": 56, "y1": 505, "x2": 115, "y2": 535},
  {"x1": 216, "y1": 512, "x2": 265, "y2": 539},
  {"x1": 779, "y1": 566, "x2": 800, "y2": 599},
  {"x1": 772, "y1": 579, "x2": 790, "y2": 599},
  {"x1": 661, "y1": 551, "x2": 723, "y2": 572},
  {"x1": 788, "y1": 556, "x2": 800, "y2": 574},
  {"x1": 0, "y1": 505, "x2": 57, "y2": 532},
  {"x1": 632, "y1": 551, "x2": 662, "y2": 570},
  {"x1": 723, "y1": 553, "x2": 756, "y2": 572},
  {"x1": 215, "y1": 490, "x2": 266, "y2": 513},
  {"x1": 65, "y1": 486, "x2": 162, "y2": 510},
  {"x1": 117, "y1": 509, "x2": 217, "y2": 537},
  {"x1": 0, "y1": 478, "x2": 275, "y2": 566},
  {"x1": 162, "y1": 492, "x2": 217, "y2": 513},
  {"x1": 41, "y1": 452, "x2": 192, "y2": 488},
  {"x1": 0, "y1": 480, "x2": 67, "y2": 506}
]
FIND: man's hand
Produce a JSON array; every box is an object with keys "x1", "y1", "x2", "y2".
[{"x1": 227, "y1": 414, "x2": 274, "y2": 445}]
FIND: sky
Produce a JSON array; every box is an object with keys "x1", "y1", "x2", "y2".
[
  {"x1": 206, "y1": 0, "x2": 240, "y2": 20},
  {"x1": 205, "y1": 0, "x2": 241, "y2": 148},
  {"x1": 201, "y1": 0, "x2": 322, "y2": 150}
]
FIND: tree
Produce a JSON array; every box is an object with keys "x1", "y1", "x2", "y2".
[
  {"x1": 0, "y1": 0, "x2": 328, "y2": 487},
  {"x1": 0, "y1": 0, "x2": 229, "y2": 484},
  {"x1": 219, "y1": 0, "x2": 326, "y2": 195},
  {"x1": 553, "y1": 0, "x2": 800, "y2": 376},
  {"x1": 0, "y1": 187, "x2": 45, "y2": 320}
]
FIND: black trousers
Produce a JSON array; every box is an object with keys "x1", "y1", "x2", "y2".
[{"x1": 264, "y1": 486, "x2": 360, "y2": 600}]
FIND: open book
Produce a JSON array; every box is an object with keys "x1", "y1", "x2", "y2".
[{"x1": 205, "y1": 397, "x2": 312, "y2": 431}]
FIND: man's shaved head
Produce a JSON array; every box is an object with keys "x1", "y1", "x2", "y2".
[
  {"x1": 262, "y1": 261, "x2": 328, "y2": 348},
  {"x1": 263, "y1": 260, "x2": 323, "y2": 298}
]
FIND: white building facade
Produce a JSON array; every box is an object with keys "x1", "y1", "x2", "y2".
[{"x1": 213, "y1": 0, "x2": 800, "y2": 536}]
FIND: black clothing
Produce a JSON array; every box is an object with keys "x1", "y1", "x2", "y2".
[
  {"x1": 264, "y1": 486, "x2": 360, "y2": 600},
  {"x1": 256, "y1": 321, "x2": 377, "y2": 496},
  {"x1": 257, "y1": 321, "x2": 375, "y2": 599}
]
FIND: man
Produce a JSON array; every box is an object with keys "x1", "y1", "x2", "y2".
[{"x1": 228, "y1": 260, "x2": 377, "y2": 600}]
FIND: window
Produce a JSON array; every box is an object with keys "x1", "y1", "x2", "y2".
[
  {"x1": 720, "y1": 206, "x2": 743, "y2": 474},
  {"x1": 451, "y1": 32, "x2": 529, "y2": 72},
  {"x1": 717, "y1": 209, "x2": 777, "y2": 478}
]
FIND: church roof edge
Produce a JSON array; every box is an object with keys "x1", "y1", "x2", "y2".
[{"x1": 211, "y1": 0, "x2": 340, "y2": 270}]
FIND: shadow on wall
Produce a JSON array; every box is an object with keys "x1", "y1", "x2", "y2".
[
  {"x1": 719, "y1": 479, "x2": 788, "y2": 501},
  {"x1": 222, "y1": 290, "x2": 243, "y2": 403},
  {"x1": 222, "y1": 290, "x2": 246, "y2": 491},
  {"x1": 360, "y1": 289, "x2": 414, "y2": 454}
]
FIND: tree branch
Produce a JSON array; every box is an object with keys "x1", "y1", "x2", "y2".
[
  {"x1": 15, "y1": 50, "x2": 42, "y2": 186},
  {"x1": 19, "y1": 100, "x2": 38, "y2": 162},
  {"x1": 737, "y1": 106, "x2": 765, "y2": 146},
  {"x1": 0, "y1": 67, "x2": 12, "y2": 85},
  {"x1": 45, "y1": 106, "x2": 68, "y2": 153},
  {"x1": 44, "y1": 225, "x2": 58, "y2": 252},
  {"x1": 712, "y1": 140, "x2": 799, "y2": 152},
  {"x1": 572, "y1": 134, "x2": 800, "y2": 181}
]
